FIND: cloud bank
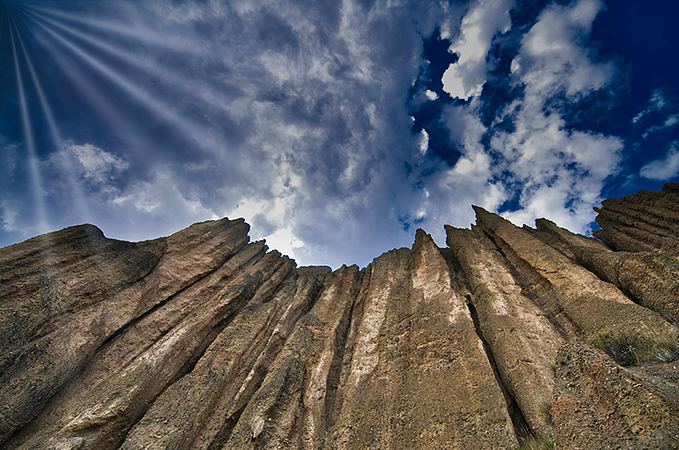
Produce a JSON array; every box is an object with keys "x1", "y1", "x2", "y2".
[{"x1": 0, "y1": 0, "x2": 649, "y2": 269}]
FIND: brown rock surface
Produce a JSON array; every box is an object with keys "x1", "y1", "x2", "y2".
[
  {"x1": 531, "y1": 217, "x2": 679, "y2": 325},
  {"x1": 446, "y1": 226, "x2": 562, "y2": 439},
  {"x1": 593, "y1": 183, "x2": 679, "y2": 253},
  {"x1": 225, "y1": 264, "x2": 361, "y2": 449},
  {"x1": 327, "y1": 231, "x2": 518, "y2": 449},
  {"x1": 551, "y1": 343, "x2": 679, "y2": 449},
  {"x1": 473, "y1": 205, "x2": 679, "y2": 347},
  {"x1": 1, "y1": 184, "x2": 678, "y2": 449}
]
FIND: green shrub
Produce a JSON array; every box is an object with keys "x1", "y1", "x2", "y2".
[{"x1": 590, "y1": 333, "x2": 679, "y2": 366}]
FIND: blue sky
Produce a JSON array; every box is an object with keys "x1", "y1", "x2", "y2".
[{"x1": 1, "y1": 0, "x2": 678, "y2": 269}]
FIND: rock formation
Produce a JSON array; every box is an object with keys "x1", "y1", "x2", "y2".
[{"x1": 1, "y1": 184, "x2": 678, "y2": 449}]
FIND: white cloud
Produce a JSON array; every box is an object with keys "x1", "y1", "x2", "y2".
[
  {"x1": 435, "y1": 94, "x2": 623, "y2": 236},
  {"x1": 479, "y1": 0, "x2": 621, "y2": 233},
  {"x1": 97, "y1": 0, "x2": 491, "y2": 268},
  {"x1": 262, "y1": 226, "x2": 305, "y2": 261},
  {"x1": 418, "y1": 129, "x2": 429, "y2": 155},
  {"x1": 639, "y1": 141, "x2": 679, "y2": 181},
  {"x1": 53, "y1": 142, "x2": 129, "y2": 186},
  {"x1": 510, "y1": 0, "x2": 614, "y2": 100},
  {"x1": 444, "y1": 100, "x2": 487, "y2": 153},
  {"x1": 1, "y1": 0, "x2": 631, "y2": 270},
  {"x1": 0, "y1": 200, "x2": 19, "y2": 234},
  {"x1": 112, "y1": 168, "x2": 217, "y2": 219},
  {"x1": 230, "y1": 198, "x2": 268, "y2": 224},
  {"x1": 442, "y1": 0, "x2": 515, "y2": 100}
]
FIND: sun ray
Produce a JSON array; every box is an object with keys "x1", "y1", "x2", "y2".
[
  {"x1": 29, "y1": 19, "x2": 227, "y2": 207},
  {"x1": 23, "y1": 7, "x2": 240, "y2": 116},
  {"x1": 11, "y1": 11, "x2": 91, "y2": 223},
  {"x1": 8, "y1": 9, "x2": 50, "y2": 235},
  {"x1": 33, "y1": 31, "x2": 161, "y2": 156},
  {"x1": 9, "y1": 4, "x2": 151, "y2": 151},
  {"x1": 17, "y1": 1, "x2": 214, "y2": 58},
  {"x1": 24, "y1": 12, "x2": 235, "y2": 161}
]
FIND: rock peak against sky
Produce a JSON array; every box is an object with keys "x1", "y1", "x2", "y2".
[
  {"x1": 2, "y1": 184, "x2": 679, "y2": 448},
  {"x1": 1, "y1": 0, "x2": 678, "y2": 269}
]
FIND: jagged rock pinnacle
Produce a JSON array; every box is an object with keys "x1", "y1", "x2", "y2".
[{"x1": 2, "y1": 185, "x2": 679, "y2": 449}]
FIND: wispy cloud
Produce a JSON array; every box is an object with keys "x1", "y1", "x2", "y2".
[
  {"x1": 63, "y1": 142, "x2": 129, "y2": 185},
  {"x1": 639, "y1": 141, "x2": 679, "y2": 181},
  {"x1": 629, "y1": 89, "x2": 679, "y2": 142},
  {"x1": 642, "y1": 114, "x2": 679, "y2": 139},
  {"x1": 632, "y1": 89, "x2": 669, "y2": 124}
]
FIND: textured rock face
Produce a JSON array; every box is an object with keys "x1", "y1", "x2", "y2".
[{"x1": 1, "y1": 185, "x2": 679, "y2": 449}]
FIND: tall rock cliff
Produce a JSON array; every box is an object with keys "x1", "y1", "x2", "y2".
[{"x1": 1, "y1": 185, "x2": 678, "y2": 449}]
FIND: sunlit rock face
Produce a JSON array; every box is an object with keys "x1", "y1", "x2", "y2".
[{"x1": 2, "y1": 185, "x2": 679, "y2": 450}]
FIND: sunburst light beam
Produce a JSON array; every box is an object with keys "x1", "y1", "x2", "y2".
[
  {"x1": 8, "y1": 9, "x2": 50, "y2": 234},
  {"x1": 34, "y1": 32, "x2": 165, "y2": 159},
  {"x1": 11, "y1": 11, "x2": 91, "y2": 223},
  {"x1": 23, "y1": 7, "x2": 242, "y2": 118},
  {"x1": 24, "y1": 11, "x2": 237, "y2": 163},
  {"x1": 17, "y1": 1, "x2": 214, "y2": 58}
]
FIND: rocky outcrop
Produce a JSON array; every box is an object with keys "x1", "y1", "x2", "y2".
[
  {"x1": 324, "y1": 231, "x2": 518, "y2": 449},
  {"x1": 445, "y1": 227, "x2": 562, "y2": 439},
  {"x1": 1, "y1": 185, "x2": 679, "y2": 449},
  {"x1": 551, "y1": 342, "x2": 679, "y2": 449}
]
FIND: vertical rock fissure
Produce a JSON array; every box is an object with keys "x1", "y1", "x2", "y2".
[
  {"x1": 465, "y1": 294, "x2": 531, "y2": 443},
  {"x1": 197, "y1": 271, "x2": 330, "y2": 449},
  {"x1": 438, "y1": 247, "x2": 473, "y2": 298},
  {"x1": 324, "y1": 293, "x2": 355, "y2": 431},
  {"x1": 326, "y1": 267, "x2": 372, "y2": 439},
  {"x1": 206, "y1": 404, "x2": 247, "y2": 450},
  {"x1": 174, "y1": 309, "x2": 243, "y2": 387},
  {"x1": 479, "y1": 228, "x2": 575, "y2": 340},
  {"x1": 222, "y1": 274, "x2": 328, "y2": 445}
]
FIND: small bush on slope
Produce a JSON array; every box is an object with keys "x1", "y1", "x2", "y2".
[{"x1": 590, "y1": 333, "x2": 679, "y2": 366}]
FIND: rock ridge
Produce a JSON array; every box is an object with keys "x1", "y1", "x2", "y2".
[{"x1": 1, "y1": 185, "x2": 678, "y2": 449}]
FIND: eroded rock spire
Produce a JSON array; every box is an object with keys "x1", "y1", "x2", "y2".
[{"x1": 2, "y1": 185, "x2": 679, "y2": 449}]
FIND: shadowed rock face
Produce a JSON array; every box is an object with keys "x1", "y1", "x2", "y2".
[{"x1": 1, "y1": 185, "x2": 679, "y2": 449}]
